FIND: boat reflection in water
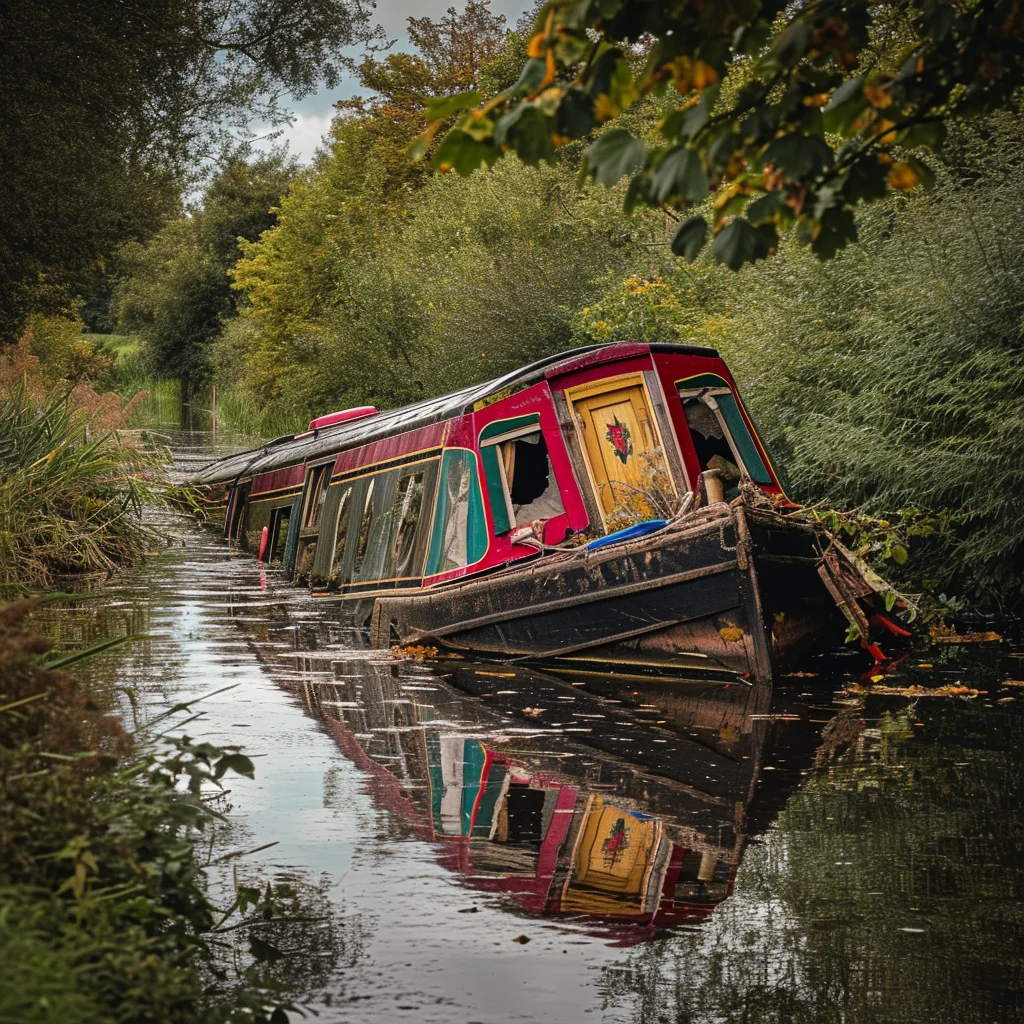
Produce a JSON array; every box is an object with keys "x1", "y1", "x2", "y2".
[{"x1": 273, "y1": 639, "x2": 833, "y2": 945}]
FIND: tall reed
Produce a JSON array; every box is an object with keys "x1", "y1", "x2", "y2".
[{"x1": 0, "y1": 383, "x2": 161, "y2": 595}]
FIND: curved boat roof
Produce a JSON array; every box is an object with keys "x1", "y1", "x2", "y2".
[{"x1": 191, "y1": 341, "x2": 718, "y2": 485}]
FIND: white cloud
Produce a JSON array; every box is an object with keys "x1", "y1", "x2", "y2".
[{"x1": 275, "y1": 111, "x2": 335, "y2": 163}]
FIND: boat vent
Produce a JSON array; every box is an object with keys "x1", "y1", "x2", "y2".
[{"x1": 308, "y1": 406, "x2": 379, "y2": 430}]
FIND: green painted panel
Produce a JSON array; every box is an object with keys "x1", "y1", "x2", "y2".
[
  {"x1": 715, "y1": 393, "x2": 773, "y2": 485},
  {"x1": 478, "y1": 412, "x2": 539, "y2": 443},
  {"x1": 676, "y1": 372, "x2": 730, "y2": 391},
  {"x1": 481, "y1": 446, "x2": 510, "y2": 535}
]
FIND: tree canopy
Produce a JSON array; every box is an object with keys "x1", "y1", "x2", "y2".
[
  {"x1": 0, "y1": 0, "x2": 379, "y2": 340},
  {"x1": 113, "y1": 153, "x2": 298, "y2": 386},
  {"x1": 421, "y1": 0, "x2": 1024, "y2": 269}
]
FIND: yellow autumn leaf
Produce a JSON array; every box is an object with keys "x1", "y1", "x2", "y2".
[
  {"x1": 693, "y1": 60, "x2": 719, "y2": 89},
  {"x1": 864, "y1": 83, "x2": 893, "y2": 108},
  {"x1": 889, "y1": 162, "x2": 920, "y2": 190}
]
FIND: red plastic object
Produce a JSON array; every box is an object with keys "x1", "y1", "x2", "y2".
[
  {"x1": 258, "y1": 526, "x2": 269, "y2": 561},
  {"x1": 869, "y1": 612, "x2": 912, "y2": 638},
  {"x1": 308, "y1": 406, "x2": 378, "y2": 430}
]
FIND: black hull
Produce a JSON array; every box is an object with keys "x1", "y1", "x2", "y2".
[{"x1": 370, "y1": 501, "x2": 850, "y2": 684}]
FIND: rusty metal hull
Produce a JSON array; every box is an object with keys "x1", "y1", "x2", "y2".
[{"x1": 370, "y1": 502, "x2": 846, "y2": 683}]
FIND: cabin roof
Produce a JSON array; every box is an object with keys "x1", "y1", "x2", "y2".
[{"x1": 191, "y1": 341, "x2": 719, "y2": 484}]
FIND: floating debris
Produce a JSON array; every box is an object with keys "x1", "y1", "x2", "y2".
[
  {"x1": 844, "y1": 682, "x2": 980, "y2": 698},
  {"x1": 928, "y1": 624, "x2": 1003, "y2": 644}
]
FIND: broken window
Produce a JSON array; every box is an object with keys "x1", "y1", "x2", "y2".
[
  {"x1": 682, "y1": 397, "x2": 741, "y2": 483},
  {"x1": 481, "y1": 421, "x2": 565, "y2": 535},
  {"x1": 268, "y1": 505, "x2": 291, "y2": 563},
  {"x1": 329, "y1": 484, "x2": 356, "y2": 582},
  {"x1": 351, "y1": 476, "x2": 376, "y2": 580},
  {"x1": 389, "y1": 469, "x2": 427, "y2": 578},
  {"x1": 502, "y1": 432, "x2": 565, "y2": 524},
  {"x1": 679, "y1": 387, "x2": 775, "y2": 493}
]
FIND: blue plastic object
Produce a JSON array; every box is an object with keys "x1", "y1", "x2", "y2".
[{"x1": 586, "y1": 519, "x2": 668, "y2": 551}]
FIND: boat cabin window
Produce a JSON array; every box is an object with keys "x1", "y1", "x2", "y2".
[
  {"x1": 504, "y1": 433, "x2": 564, "y2": 525},
  {"x1": 268, "y1": 506, "x2": 291, "y2": 563},
  {"x1": 352, "y1": 476, "x2": 377, "y2": 580},
  {"x1": 331, "y1": 484, "x2": 356, "y2": 574},
  {"x1": 390, "y1": 470, "x2": 428, "y2": 578},
  {"x1": 480, "y1": 419, "x2": 565, "y2": 535},
  {"x1": 302, "y1": 463, "x2": 332, "y2": 528},
  {"x1": 678, "y1": 386, "x2": 773, "y2": 488},
  {"x1": 328, "y1": 462, "x2": 437, "y2": 588},
  {"x1": 426, "y1": 450, "x2": 487, "y2": 575},
  {"x1": 682, "y1": 398, "x2": 740, "y2": 481}
]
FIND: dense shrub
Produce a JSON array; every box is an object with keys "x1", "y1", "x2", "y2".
[{"x1": 0, "y1": 599, "x2": 302, "y2": 1023}]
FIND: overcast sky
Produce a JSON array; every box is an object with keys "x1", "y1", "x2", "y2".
[{"x1": 268, "y1": 0, "x2": 529, "y2": 161}]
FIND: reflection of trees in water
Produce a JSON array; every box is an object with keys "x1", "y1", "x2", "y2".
[
  {"x1": 600, "y1": 703, "x2": 1024, "y2": 1024},
  {"x1": 221, "y1": 869, "x2": 373, "y2": 1006}
]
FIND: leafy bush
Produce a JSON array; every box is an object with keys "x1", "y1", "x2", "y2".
[{"x1": 0, "y1": 598, "x2": 320, "y2": 1023}]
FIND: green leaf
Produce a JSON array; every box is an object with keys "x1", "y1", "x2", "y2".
[
  {"x1": 652, "y1": 146, "x2": 709, "y2": 204},
  {"x1": 707, "y1": 130, "x2": 740, "y2": 169},
  {"x1": 840, "y1": 157, "x2": 889, "y2": 202},
  {"x1": 823, "y1": 76, "x2": 867, "y2": 135},
  {"x1": 810, "y1": 206, "x2": 857, "y2": 259},
  {"x1": 745, "y1": 190, "x2": 787, "y2": 225},
  {"x1": 424, "y1": 90, "x2": 482, "y2": 122},
  {"x1": 763, "y1": 133, "x2": 834, "y2": 180},
  {"x1": 494, "y1": 105, "x2": 553, "y2": 165},
  {"x1": 891, "y1": 543, "x2": 909, "y2": 565},
  {"x1": 712, "y1": 217, "x2": 770, "y2": 270},
  {"x1": 768, "y1": 19, "x2": 811, "y2": 68},
  {"x1": 623, "y1": 172, "x2": 653, "y2": 214},
  {"x1": 512, "y1": 58, "x2": 548, "y2": 95},
  {"x1": 905, "y1": 154, "x2": 936, "y2": 190},
  {"x1": 42, "y1": 632, "x2": 145, "y2": 670},
  {"x1": 897, "y1": 121, "x2": 946, "y2": 150},
  {"x1": 584, "y1": 128, "x2": 646, "y2": 188},
  {"x1": 556, "y1": 87, "x2": 596, "y2": 139},
  {"x1": 680, "y1": 85, "x2": 721, "y2": 138},
  {"x1": 432, "y1": 130, "x2": 498, "y2": 175},
  {"x1": 671, "y1": 216, "x2": 708, "y2": 262}
]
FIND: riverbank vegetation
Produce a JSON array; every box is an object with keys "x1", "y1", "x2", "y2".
[
  {"x1": 0, "y1": 339, "x2": 160, "y2": 597},
  {"x1": 0, "y1": 598, "x2": 319, "y2": 1022}
]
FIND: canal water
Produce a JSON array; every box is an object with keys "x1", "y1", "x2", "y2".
[{"x1": 48, "y1": 427, "x2": 1024, "y2": 1023}]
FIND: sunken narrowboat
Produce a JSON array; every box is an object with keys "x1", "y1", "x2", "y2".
[{"x1": 190, "y1": 342, "x2": 910, "y2": 682}]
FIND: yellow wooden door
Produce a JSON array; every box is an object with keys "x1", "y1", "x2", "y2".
[{"x1": 573, "y1": 382, "x2": 669, "y2": 520}]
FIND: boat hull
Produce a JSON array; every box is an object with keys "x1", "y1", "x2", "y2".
[{"x1": 370, "y1": 501, "x2": 850, "y2": 683}]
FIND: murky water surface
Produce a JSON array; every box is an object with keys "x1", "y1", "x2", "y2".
[{"x1": 43, "y1": 429, "x2": 1024, "y2": 1023}]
